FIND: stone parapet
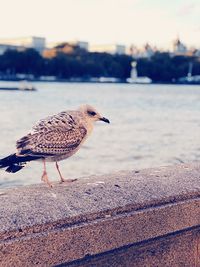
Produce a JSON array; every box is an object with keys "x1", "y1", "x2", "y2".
[{"x1": 1, "y1": 163, "x2": 200, "y2": 266}]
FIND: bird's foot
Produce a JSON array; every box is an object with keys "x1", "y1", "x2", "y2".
[
  {"x1": 59, "y1": 178, "x2": 77, "y2": 184},
  {"x1": 41, "y1": 171, "x2": 53, "y2": 188}
]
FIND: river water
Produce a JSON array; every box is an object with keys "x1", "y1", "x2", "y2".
[{"x1": 0, "y1": 81, "x2": 200, "y2": 188}]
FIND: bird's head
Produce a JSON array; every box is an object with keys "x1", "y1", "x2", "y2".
[{"x1": 79, "y1": 104, "x2": 110, "y2": 124}]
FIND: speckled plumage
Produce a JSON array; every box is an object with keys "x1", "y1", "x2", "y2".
[
  {"x1": 16, "y1": 110, "x2": 87, "y2": 161},
  {"x1": 0, "y1": 104, "x2": 110, "y2": 186}
]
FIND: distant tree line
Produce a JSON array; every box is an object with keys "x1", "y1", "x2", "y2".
[
  {"x1": 137, "y1": 52, "x2": 200, "y2": 82},
  {"x1": 0, "y1": 48, "x2": 132, "y2": 80},
  {"x1": 0, "y1": 47, "x2": 199, "y2": 82}
]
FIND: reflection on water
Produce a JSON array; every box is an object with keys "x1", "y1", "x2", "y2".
[{"x1": 0, "y1": 81, "x2": 200, "y2": 188}]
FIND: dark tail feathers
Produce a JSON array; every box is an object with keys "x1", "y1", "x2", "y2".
[{"x1": 0, "y1": 153, "x2": 41, "y2": 173}]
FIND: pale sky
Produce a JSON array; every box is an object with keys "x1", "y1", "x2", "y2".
[{"x1": 0, "y1": 0, "x2": 199, "y2": 49}]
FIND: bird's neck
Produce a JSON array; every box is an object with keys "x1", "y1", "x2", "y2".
[{"x1": 85, "y1": 119, "x2": 94, "y2": 136}]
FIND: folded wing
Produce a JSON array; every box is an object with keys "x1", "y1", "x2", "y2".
[{"x1": 16, "y1": 111, "x2": 87, "y2": 157}]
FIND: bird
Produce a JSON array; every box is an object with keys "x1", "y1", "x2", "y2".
[{"x1": 0, "y1": 104, "x2": 110, "y2": 187}]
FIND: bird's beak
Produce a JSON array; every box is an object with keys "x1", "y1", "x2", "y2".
[{"x1": 99, "y1": 117, "x2": 110, "y2": 123}]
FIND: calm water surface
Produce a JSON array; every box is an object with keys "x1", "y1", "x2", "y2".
[{"x1": 0, "y1": 81, "x2": 200, "y2": 188}]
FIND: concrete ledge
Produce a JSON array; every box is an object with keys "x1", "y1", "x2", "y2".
[{"x1": 1, "y1": 163, "x2": 200, "y2": 266}]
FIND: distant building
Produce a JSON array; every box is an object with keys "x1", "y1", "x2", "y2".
[
  {"x1": 0, "y1": 44, "x2": 23, "y2": 55},
  {"x1": 128, "y1": 43, "x2": 155, "y2": 58},
  {"x1": 173, "y1": 38, "x2": 187, "y2": 55},
  {"x1": 43, "y1": 43, "x2": 73, "y2": 58},
  {"x1": 47, "y1": 40, "x2": 88, "y2": 50},
  {"x1": 128, "y1": 45, "x2": 139, "y2": 57},
  {"x1": 142, "y1": 43, "x2": 155, "y2": 58},
  {"x1": 74, "y1": 41, "x2": 88, "y2": 51},
  {"x1": 194, "y1": 49, "x2": 200, "y2": 57},
  {"x1": 0, "y1": 36, "x2": 46, "y2": 54},
  {"x1": 89, "y1": 44, "x2": 126, "y2": 55},
  {"x1": 171, "y1": 37, "x2": 200, "y2": 57},
  {"x1": 43, "y1": 40, "x2": 89, "y2": 58}
]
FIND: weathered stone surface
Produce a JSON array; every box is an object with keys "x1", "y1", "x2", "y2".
[
  {"x1": 1, "y1": 163, "x2": 200, "y2": 266},
  {"x1": 62, "y1": 229, "x2": 198, "y2": 267}
]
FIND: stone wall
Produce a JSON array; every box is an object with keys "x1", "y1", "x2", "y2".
[{"x1": 1, "y1": 163, "x2": 200, "y2": 266}]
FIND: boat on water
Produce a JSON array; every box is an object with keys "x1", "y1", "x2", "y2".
[
  {"x1": 126, "y1": 76, "x2": 152, "y2": 84},
  {"x1": 177, "y1": 63, "x2": 200, "y2": 84},
  {"x1": 126, "y1": 61, "x2": 152, "y2": 84},
  {"x1": 178, "y1": 75, "x2": 200, "y2": 84},
  {"x1": 0, "y1": 81, "x2": 37, "y2": 91}
]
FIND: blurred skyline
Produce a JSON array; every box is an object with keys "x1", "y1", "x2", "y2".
[{"x1": 0, "y1": 0, "x2": 199, "y2": 49}]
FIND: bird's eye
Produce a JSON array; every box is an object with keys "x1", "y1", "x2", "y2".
[{"x1": 88, "y1": 111, "x2": 96, "y2": 116}]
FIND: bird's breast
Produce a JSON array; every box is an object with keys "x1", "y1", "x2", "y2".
[{"x1": 45, "y1": 151, "x2": 76, "y2": 162}]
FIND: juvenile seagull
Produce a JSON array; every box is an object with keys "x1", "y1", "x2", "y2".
[{"x1": 0, "y1": 104, "x2": 110, "y2": 187}]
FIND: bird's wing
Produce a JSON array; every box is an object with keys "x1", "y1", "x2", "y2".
[
  {"x1": 32, "y1": 111, "x2": 78, "y2": 133},
  {"x1": 17, "y1": 127, "x2": 87, "y2": 157},
  {"x1": 16, "y1": 111, "x2": 87, "y2": 157}
]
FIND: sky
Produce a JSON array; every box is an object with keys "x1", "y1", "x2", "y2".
[{"x1": 0, "y1": 0, "x2": 199, "y2": 49}]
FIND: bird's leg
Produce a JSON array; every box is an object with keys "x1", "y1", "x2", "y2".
[
  {"x1": 55, "y1": 162, "x2": 77, "y2": 183},
  {"x1": 41, "y1": 159, "x2": 53, "y2": 188}
]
